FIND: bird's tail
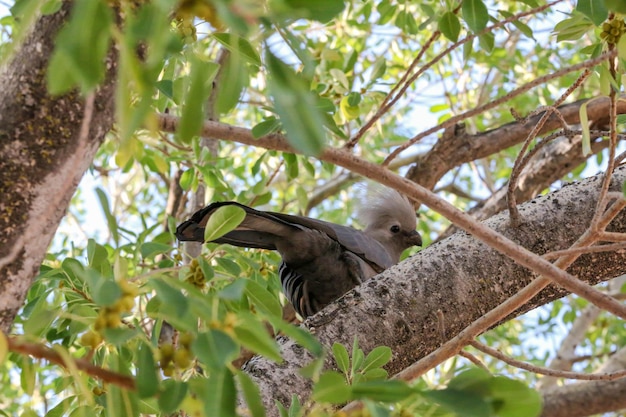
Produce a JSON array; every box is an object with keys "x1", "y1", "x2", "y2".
[{"x1": 175, "y1": 202, "x2": 303, "y2": 250}]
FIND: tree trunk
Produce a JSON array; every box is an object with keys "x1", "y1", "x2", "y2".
[
  {"x1": 0, "y1": 2, "x2": 117, "y2": 332},
  {"x1": 244, "y1": 166, "x2": 626, "y2": 416}
]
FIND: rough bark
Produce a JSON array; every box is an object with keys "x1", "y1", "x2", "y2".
[
  {"x1": 244, "y1": 166, "x2": 626, "y2": 416},
  {"x1": 440, "y1": 133, "x2": 609, "y2": 239},
  {"x1": 0, "y1": 2, "x2": 117, "y2": 332},
  {"x1": 541, "y1": 378, "x2": 626, "y2": 417},
  {"x1": 406, "y1": 97, "x2": 626, "y2": 190}
]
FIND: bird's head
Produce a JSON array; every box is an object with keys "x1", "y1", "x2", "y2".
[{"x1": 358, "y1": 186, "x2": 422, "y2": 262}]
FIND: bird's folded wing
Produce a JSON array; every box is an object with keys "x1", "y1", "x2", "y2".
[
  {"x1": 261, "y1": 212, "x2": 394, "y2": 271},
  {"x1": 177, "y1": 202, "x2": 393, "y2": 271}
]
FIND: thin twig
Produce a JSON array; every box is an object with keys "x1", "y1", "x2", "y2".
[
  {"x1": 7, "y1": 336, "x2": 136, "y2": 390},
  {"x1": 590, "y1": 43, "x2": 620, "y2": 231},
  {"x1": 383, "y1": 50, "x2": 617, "y2": 166},
  {"x1": 507, "y1": 69, "x2": 591, "y2": 226},
  {"x1": 598, "y1": 231, "x2": 626, "y2": 242},
  {"x1": 346, "y1": 30, "x2": 441, "y2": 148},
  {"x1": 459, "y1": 350, "x2": 489, "y2": 371},
  {"x1": 351, "y1": 1, "x2": 563, "y2": 151},
  {"x1": 469, "y1": 340, "x2": 626, "y2": 381},
  {"x1": 543, "y1": 241, "x2": 626, "y2": 259}
]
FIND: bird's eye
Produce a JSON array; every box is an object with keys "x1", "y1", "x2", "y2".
[{"x1": 390, "y1": 225, "x2": 400, "y2": 233}]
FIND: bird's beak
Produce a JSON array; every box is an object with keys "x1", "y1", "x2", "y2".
[{"x1": 408, "y1": 230, "x2": 422, "y2": 247}]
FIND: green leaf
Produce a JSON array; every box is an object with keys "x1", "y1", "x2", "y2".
[
  {"x1": 20, "y1": 357, "x2": 35, "y2": 395},
  {"x1": 178, "y1": 57, "x2": 219, "y2": 143},
  {"x1": 234, "y1": 317, "x2": 283, "y2": 363},
  {"x1": 267, "y1": 316, "x2": 324, "y2": 357},
  {"x1": 140, "y1": 242, "x2": 171, "y2": 259},
  {"x1": 282, "y1": 0, "x2": 346, "y2": 23},
  {"x1": 500, "y1": 10, "x2": 534, "y2": 39},
  {"x1": 136, "y1": 342, "x2": 159, "y2": 398},
  {"x1": 576, "y1": 0, "x2": 609, "y2": 26},
  {"x1": 158, "y1": 380, "x2": 187, "y2": 414},
  {"x1": 236, "y1": 371, "x2": 267, "y2": 417},
  {"x1": 212, "y1": 33, "x2": 261, "y2": 66},
  {"x1": 553, "y1": 15, "x2": 594, "y2": 42},
  {"x1": 351, "y1": 337, "x2": 364, "y2": 376},
  {"x1": 204, "y1": 205, "x2": 247, "y2": 242},
  {"x1": 332, "y1": 342, "x2": 350, "y2": 375},
  {"x1": 192, "y1": 329, "x2": 239, "y2": 372},
  {"x1": 312, "y1": 371, "x2": 351, "y2": 404},
  {"x1": 156, "y1": 79, "x2": 174, "y2": 100},
  {"x1": 101, "y1": 327, "x2": 140, "y2": 346},
  {"x1": 363, "y1": 368, "x2": 388, "y2": 381},
  {"x1": 351, "y1": 380, "x2": 415, "y2": 403},
  {"x1": 47, "y1": 0, "x2": 113, "y2": 94},
  {"x1": 266, "y1": 51, "x2": 327, "y2": 156},
  {"x1": 252, "y1": 118, "x2": 281, "y2": 138},
  {"x1": 347, "y1": 91, "x2": 361, "y2": 107},
  {"x1": 422, "y1": 388, "x2": 491, "y2": 417},
  {"x1": 462, "y1": 0, "x2": 489, "y2": 33},
  {"x1": 45, "y1": 396, "x2": 75, "y2": 417},
  {"x1": 448, "y1": 368, "x2": 492, "y2": 392},
  {"x1": 215, "y1": 49, "x2": 251, "y2": 115},
  {"x1": 179, "y1": 168, "x2": 194, "y2": 190},
  {"x1": 245, "y1": 280, "x2": 282, "y2": 318},
  {"x1": 478, "y1": 33, "x2": 495, "y2": 52},
  {"x1": 149, "y1": 279, "x2": 188, "y2": 317},
  {"x1": 604, "y1": 0, "x2": 626, "y2": 13},
  {"x1": 364, "y1": 400, "x2": 392, "y2": 417},
  {"x1": 216, "y1": 257, "x2": 242, "y2": 276},
  {"x1": 218, "y1": 278, "x2": 248, "y2": 300},
  {"x1": 105, "y1": 352, "x2": 139, "y2": 417},
  {"x1": 87, "y1": 239, "x2": 109, "y2": 269},
  {"x1": 361, "y1": 346, "x2": 392, "y2": 372},
  {"x1": 206, "y1": 369, "x2": 237, "y2": 417},
  {"x1": 488, "y1": 377, "x2": 542, "y2": 417},
  {"x1": 95, "y1": 187, "x2": 120, "y2": 245},
  {"x1": 367, "y1": 56, "x2": 387, "y2": 86},
  {"x1": 377, "y1": 0, "x2": 396, "y2": 25},
  {"x1": 283, "y1": 152, "x2": 299, "y2": 180},
  {"x1": 439, "y1": 12, "x2": 461, "y2": 42},
  {"x1": 80, "y1": 269, "x2": 121, "y2": 307}
]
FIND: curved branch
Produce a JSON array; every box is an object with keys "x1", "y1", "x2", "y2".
[
  {"x1": 406, "y1": 95, "x2": 626, "y2": 191},
  {"x1": 7, "y1": 336, "x2": 135, "y2": 390}
]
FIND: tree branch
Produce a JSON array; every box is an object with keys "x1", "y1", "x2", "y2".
[
  {"x1": 406, "y1": 95, "x2": 626, "y2": 192},
  {"x1": 7, "y1": 335, "x2": 135, "y2": 390}
]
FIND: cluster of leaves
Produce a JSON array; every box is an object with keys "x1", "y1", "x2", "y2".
[{"x1": 290, "y1": 340, "x2": 542, "y2": 417}]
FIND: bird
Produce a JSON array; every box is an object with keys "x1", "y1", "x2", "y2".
[{"x1": 175, "y1": 187, "x2": 422, "y2": 318}]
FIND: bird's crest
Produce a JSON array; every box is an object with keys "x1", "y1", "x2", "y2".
[{"x1": 357, "y1": 184, "x2": 417, "y2": 230}]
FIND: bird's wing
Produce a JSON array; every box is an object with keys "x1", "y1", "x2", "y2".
[
  {"x1": 262, "y1": 212, "x2": 394, "y2": 271},
  {"x1": 176, "y1": 202, "x2": 393, "y2": 271},
  {"x1": 175, "y1": 202, "x2": 305, "y2": 250}
]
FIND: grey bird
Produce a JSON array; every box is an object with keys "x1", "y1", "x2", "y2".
[{"x1": 176, "y1": 187, "x2": 422, "y2": 317}]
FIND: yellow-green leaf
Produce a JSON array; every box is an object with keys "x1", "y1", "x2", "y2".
[{"x1": 204, "y1": 205, "x2": 246, "y2": 242}]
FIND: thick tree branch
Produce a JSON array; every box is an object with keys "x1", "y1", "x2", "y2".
[
  {"x1": 0, "y1": 3, "x2": 117, "y2": 332},
  {"x1": 541, "y1": 378, "x2": 626, "y2": 417},
  {"x1": 406, "y1": 96, "x2": 626, "y2": 191}
]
